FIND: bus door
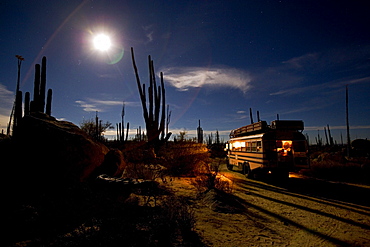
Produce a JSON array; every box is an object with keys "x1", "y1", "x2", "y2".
[{"x1": 276, "y1": 140, "x2": 293, "y2": 165}]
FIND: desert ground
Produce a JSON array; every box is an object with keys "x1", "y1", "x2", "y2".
[{"x1": 170, "y1": 165, "x2": 370, "y2": 247}]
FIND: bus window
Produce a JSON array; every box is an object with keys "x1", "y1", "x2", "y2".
[
  {"x1": 251, "y1": 141, "x2": 257, "y2": 152},
  {"x1": 257, "y1": 141, "x2": 262, "y2": 152},
  {"x1": 277, "y1": 140, "x2": 292, "y2": 156},
  {"x1": 224, "y1": 143, "x2": 229, "y2": 151},
  {"x1": 241, "y1": 142, "x2": 246, "y2": 151},
  {"x1": 232, "y1": 141, "x2": 245, "y2": 151}
]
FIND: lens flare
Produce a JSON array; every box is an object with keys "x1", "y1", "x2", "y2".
[{"x1": 93, "y1": 34, "x2": 111, "y2": 51}]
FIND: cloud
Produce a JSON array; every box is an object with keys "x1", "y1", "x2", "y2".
[
  {"x1": 75, "y1": 100, "x2": 101, "y2": 112},
  {"x1": 75, "y1": 98, "x2": 139, "y2": 112},
  {"x1": 305, "y1": 125, "x2": 370, "y2": 131},
  {"x1": 282, "y1": 53, "x2": 319, "y2": 69},
  {"x1": 89, "y1": 99, "x2": 124, "y2": 106},
  {"x1": 267, "y1": 46, "x2": 370, "y2": 97},
  {"x1": 269, "y1": 75, "x2": 370, "y2": 97},
  {"x1": 161, "y1": 66, "x2": 252, "y2": 93},
  {"x1": 142, "y1": 24, "x2": 154, "y2": 43}
]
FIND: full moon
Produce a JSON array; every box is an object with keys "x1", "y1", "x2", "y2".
[{"x1": 93, "y1": 34, "x2": 111, "y2": 51}]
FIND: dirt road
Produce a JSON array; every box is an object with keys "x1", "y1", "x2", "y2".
[{"x1": 172, "y1": 166, "x2": 370, "y2": 246}]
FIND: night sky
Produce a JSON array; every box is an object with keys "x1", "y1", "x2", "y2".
[{"x1": 1, "y1": 0, "x2": 369, "y2": 143}]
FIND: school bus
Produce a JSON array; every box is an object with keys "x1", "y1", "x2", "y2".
[{"x1": 225, "y1": 120, "x2": 309, "y2": 179}]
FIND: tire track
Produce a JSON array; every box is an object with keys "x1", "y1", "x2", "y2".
[{"x1": 222, "y1": 168, "x2": 370, "y2": 246}]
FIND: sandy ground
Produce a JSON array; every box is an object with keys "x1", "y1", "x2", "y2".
[{"x1": 169, "y1": 165, "x2": 370, "y2": 247}]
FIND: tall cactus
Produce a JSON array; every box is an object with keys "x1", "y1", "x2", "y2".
[
  {"x1": 29, "y1": 56, "x2": 52, "y2": 115},
  {"x1": 31, "y1": 64, "x2": 41, "y2": 112},
  {"x1": 24, "y1": 92, "x2": 30, "y2": 116},
  {"x1": 30, "y1": 56, "x2": 49, "y2": 113},
  {"x1": 116, "y1": 103, "x2": 129, "y2": 143},
  {"x1": 13, "y1": 90, "x2": 23, "y2": 136},
  {"x1": 125, "y1": 122, "x2": 129, "y2": 141},
  {"x1": 131, "y1": 47, "x2": 170, "y2": 147},
  {"x1": 46, "y1": 89, "x2": 52, "y2": 115},
  {"x1": 197, "y1": 119, "x2": 203, "y2": 144},
  {"x1": 40, "y1": 56, "x2": 47, "y2": 112},
  {"x1": 327, "y1": 124, "x2": 333, "y2": 146}
]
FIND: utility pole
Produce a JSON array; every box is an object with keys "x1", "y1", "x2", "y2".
[{"x1": 7, "y1": 55, "x2": 24, "y2": 135}]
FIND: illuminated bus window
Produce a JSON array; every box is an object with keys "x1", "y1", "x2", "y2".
[
  {"x1": 257, "y1": 141, "x2": 262, "y2": 152},
  {"x1": 241, "y1": 141, "x2": 247, "y2": 151},
  {"x1": 232, "y1": 141, "x2": 245, "y2": 151},
  {"x1": 251, "y1": 141, "x2": 257, "y2": 152},
  {"x1": 277, "y1": 140, "x2": 292, "y2": 156}
]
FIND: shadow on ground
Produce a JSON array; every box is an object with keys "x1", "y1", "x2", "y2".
[{"x1": 227, "y1": 173, "x2": 370, "y2": 247}]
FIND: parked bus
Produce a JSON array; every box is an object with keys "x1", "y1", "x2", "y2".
[{"x1": 225, "y1": 120, "x2": 309, "y2": 179}]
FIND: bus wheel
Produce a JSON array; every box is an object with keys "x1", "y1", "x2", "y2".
[
  {"x1": 226, "y1": 158, "x2": 233, "y2": 170},
  {"x1": 243, "y1": 162, "x2": 253, "y2": 178}
]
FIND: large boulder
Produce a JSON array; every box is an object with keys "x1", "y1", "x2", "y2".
[{"x1": 14, "y1": 113, "x2": 126, "y2": 186}]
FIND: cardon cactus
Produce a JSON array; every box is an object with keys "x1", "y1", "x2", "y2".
[
  {"x1": 40, "y1": 57, "x2": 47, "y2": 112},
  {"x1": 29, "y1": 56, "x2": 52, "y2": 115},
  {"x1": 46, "y1": 88, "x2": 52, "y2": 115},
  {"x1": 131, "y1": 47, "x2": 171, "y2": 147},
  {"x1": 24, "y1": 92, "x2": 30, "y2": 116},
  {"x1": 31, "y1": 64, "x2": 41, "y2": 113}
]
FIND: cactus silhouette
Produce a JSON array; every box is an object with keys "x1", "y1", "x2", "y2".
[
  {"x1": 30, "y1": 56, "x2": 50, "y2": 114},
  {"x1": 131, "y1": 47, "x2": 171, "y2": 147},
  {"x1": 24, "y1": 92, "x2": 30, "y2": 116},
  {"x1": 40, "y1": 56, "x2": 47, "y2": 112},
  {"x1": 46, "y1": 89, "x2": 52, "y2": 115}
]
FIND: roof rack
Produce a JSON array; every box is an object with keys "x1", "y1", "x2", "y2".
[
  {"x1": 230, "y1": 120, "x2": 304, "y2": 138},
  {"x1": 230, "y1": 121, "x2": 268, "y2": 138}
]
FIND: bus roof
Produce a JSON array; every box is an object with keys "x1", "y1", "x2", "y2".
[
  {"x1": 229, "y1": 133, "x2": 264, "y2": 141},
  {"x1": 230, "y1": 120, "x2": 304, "y2": 138}
]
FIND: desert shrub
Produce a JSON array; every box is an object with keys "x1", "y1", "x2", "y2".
[
  {"x1": 161, "y1": 142, "x2": 210, "y2": 177},
  {"x1": 302, "y1": 151, "x2": 370, "y2": 184},
  {"x1": 151, "y1": 194, "x2": 196, "y2": 242},
  {"x1": 123, "y1": 162, "x2": 167, "y2": 182},
  {"x1": 192, "y1": 158, "x2": 234, "y2": 193},
  {"x1": 121, "y1": 141, "x2": 155, "y2": 164}
]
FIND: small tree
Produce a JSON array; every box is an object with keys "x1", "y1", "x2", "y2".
[
  {"x1": 80, "y1": 115, "x2": 113, "y2": 141},
  {"x1": 176, "y1": 130, "x2": 188, "y2": 142}
]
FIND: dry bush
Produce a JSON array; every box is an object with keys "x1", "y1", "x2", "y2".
[
  {"x1": 161, "y1": 142, "x2": 210, "y2": 177},
  {"x1": 158, "y1": 194, "x2": 196, "y2": 232},
  {"x1": 192, "y1": 158, "x2": 234, "y2": 194},
  {"x1": 302, "y1": 152, "x2": 370, "y2": 184},
  {"x1": 123, "y1": 162, "x2": 167, "y2": 182}
]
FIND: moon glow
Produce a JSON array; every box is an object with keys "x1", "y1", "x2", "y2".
[{"x1": 93, "y1": 34, "x2": 111, "y2": 51}]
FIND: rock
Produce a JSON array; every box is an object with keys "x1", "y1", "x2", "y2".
[
  {"x1": 90, "y1": 149, "x2": 127, "y2": 178},
  {"x1": 94, "y1": 174, "x2": 160, "y2": 200},
  {"x1": 14, "y1": 114, "x2": 125, "y2": 186}
]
